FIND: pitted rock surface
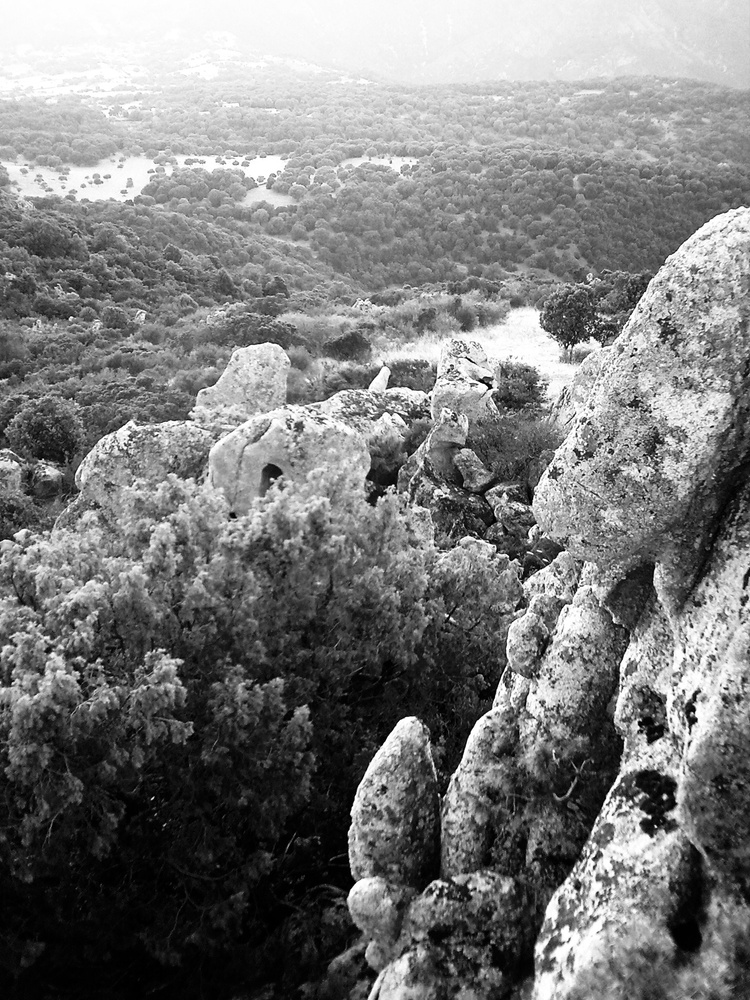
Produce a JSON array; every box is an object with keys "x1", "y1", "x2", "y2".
[
  {"x1": 377, "y1": 872, "x2": 533, "y2": 1000},
  {"x1": 207, "y1": 405, "x2": 370, "y2": 515},
  {"x1": 535, "y1": 207, "x2": 750, "y2": 609},
  {"x1": 533, "y1": 743, "x2": 699, "y2": 1000},
  {"x1": 522, "y1": 586, "x2": 628, "y2": 741}
]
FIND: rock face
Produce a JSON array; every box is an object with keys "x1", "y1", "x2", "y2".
[
  {"x1": 345, "y1": 209, "x2": 750, "y2": 999},
  {"x1": 530, "y1": 207, "x2": 750, "y2": 996},
  {"x1": 535, "y1": 208, "x2": 750, "y2": 609},
  {"x1": 192, "y1": 343, "x2": 290, "y2": 424},
  {"x1": 207, "y1": 405, "x2": 371, "y2": 516}
]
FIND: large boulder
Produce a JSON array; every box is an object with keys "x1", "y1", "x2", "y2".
[
  {"x1": 191, "y1": 342, "x2": 290, "y2": 425},
  {"x1": 73, "y1": 419, "x2": 215, "y2": 514},
  {"x1": 206, "y1": 405, "x2": 370, "y2": 516},
  {"x1": 534, "y1": 207, "x2": 750, "y2": 610}
]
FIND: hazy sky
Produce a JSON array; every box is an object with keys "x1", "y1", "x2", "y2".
[{"x1": 3, "y1": 0, "x2": 749, "y2": 87}]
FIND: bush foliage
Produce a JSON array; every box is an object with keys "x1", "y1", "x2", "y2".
[{"x1": 0, "y1": 470, "x2": 522, "y2": 990}]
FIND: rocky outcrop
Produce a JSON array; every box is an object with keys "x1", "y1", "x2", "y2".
[
  {"x1": 345, "y1": 209, "x2": 750, "y2": 999},
  {"x1": 431, "y1": 339, "x2": 499, "y2": 434},
  {"x1": 531, "y1": 207, "x2": 750, "y2": 996},
  {"x1": 207, "y1": 405, "x2": 371, "y2": 516},
  {"x1": 535, "y1": 208, "x2": 750, "y2": 611},
  {"x1": 191, "y1": 342, "x2": 290, "y2": 427}
]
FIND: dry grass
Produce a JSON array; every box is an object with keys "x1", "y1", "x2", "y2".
[{"x1": 377, "y1": 307, "x2": 597, "y2": 404}]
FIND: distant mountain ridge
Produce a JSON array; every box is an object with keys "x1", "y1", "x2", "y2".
[
  {"x1": 1, "y1": 0, "x2": 748, "y2": 89},
  {"x1": 273, "y1": 0, "x2": 750, "y2": 89}
]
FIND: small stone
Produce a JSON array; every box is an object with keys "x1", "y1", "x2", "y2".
[
  {"x1": 453, "y1": 448, "x2": 495, "y2": 492},
  {"x1": 368, "y1": 366, "x2": 391, "y2": 392}
]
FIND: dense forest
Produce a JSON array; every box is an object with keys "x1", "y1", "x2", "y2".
[
  {"x1": 0, "y1": 60, "x2": 748, "y2": 999},
  {"x1": 1, "y1": 74, "x2": 748, "y2": 290}
]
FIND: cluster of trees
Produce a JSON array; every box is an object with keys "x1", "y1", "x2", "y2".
[
  {"x1": 1, "y1": 76, "x2": 748, "y2": 292},
  {"x1": 540, "y1": 270, "x2": 653, "y2": 356}
]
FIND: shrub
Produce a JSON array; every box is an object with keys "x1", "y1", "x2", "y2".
[
  {"x1": 387, "y1": 357, "x2": 437, "y2": 393},
  {"x1": 0, "y1": 487, "x2": 41, "y2": 540},
  {"x1": 540, "y1": 284, "x2": 597, "y2": 359},
  {"x1": 101, "y1": 305, "x2": 130, "y2": 330},
  {"x1": 0, "y1": 471, "x2": 522, "y2": 989},
  {"x1": 320, "y1": 361, "x2": 381, "y2": 395},
  {"x1": 4, "y1": 395, "x2": 86, "y2": 464},
  {"x1": 469, "y1": 413, "x2": 563, "y2": 482},
  {"x1": 322, "y1": 328, "x2": 372, "y2": 362},
  {"x1": 493, "y1": 360, "x2": 549, "y2": 412}
]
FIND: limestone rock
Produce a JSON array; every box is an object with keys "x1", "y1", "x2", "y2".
[
  {"x1": 400, "y1": 408, "x2": 468, "y2": 493},
  {"x1": 524, "y1": 550, "x2": 581, "y2": 605},
  {"x1": 347, "y1": 877, "x2": 417, "y2": 972},
  {"x1": 207, "y1": 406, "x2": 370, "y2": 516},
  {"x1": 522, "y1": 586, "x2": 629, "y2": 742},
  {"x1": 535, "y1": 208, "x2": 750, "y2": 608},
  {"x1": 192, "y1": 343, "x2": 290, "y2": 422},
  {"x1": 348, "y1": 717, "x2": 440, "y2": 888},
  {"x1": 549, "y1": 347, "x2": 611, "y2": 432},
  {"x1": 613, "y1": 592, "x2": 675, "y2": 755},
  {"x1": 316, "y1": 387, "x2": 430, "y2": 431},
  {"x1": 679, "y1": 627, "x2": 750, "y2": 897},
  {"x1": 533, "y1": 743, "x2": 700, "y2": 1000},
  {"x1": 506, "y1": 594, "x2": 564, "y2": 679},
  {"x1": 400, "y1": 409, "x2": 495, "y2": 539},
  {"x1": 74, "y1": 420, "x2": 215, "y2": 512}
]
